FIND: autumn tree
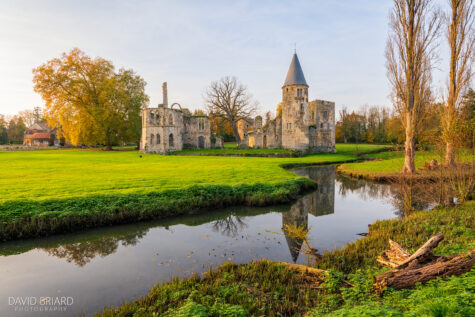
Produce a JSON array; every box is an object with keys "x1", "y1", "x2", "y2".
[
  {"x1": 386, "y1": 0, "x2": 441, "y2": 173},
  {"x1": 441, "y1": 0, "x2": 474, "y2": 166},
  {"x1": 33, "y1": 48, "x2": 148, "y2": 150},
  {"x1": 205, "y1": 76, "x2": 256, "y2": 144}
]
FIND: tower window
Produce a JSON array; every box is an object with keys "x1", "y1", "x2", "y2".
[
  {"x1": 323, "y1": 111, "x2": 329, "y2": 121},
  {"x1": 300, "y1": 103, "x2": 304, "y2": 111},
  {"x1": 311, "y1": 112, "x2": 314, "y2": 120}
]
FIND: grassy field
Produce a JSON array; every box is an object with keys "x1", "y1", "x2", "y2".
[
  {"x1": 96, "y1": 201, "x2": 475, "y2": 316},
  {"x1": 174, "y1": 143, "x2": 392, "y2": 156},
  {"x1": 0, "y1": 144, "x2": 390, "y2": 202},
  {"x1": 0, "y1": 144, "x2": 390, "y2": 240}
]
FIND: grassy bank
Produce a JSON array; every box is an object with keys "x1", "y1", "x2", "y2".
[
  {"x1": 0, "y1": 144, "x2": 389, "y2": 240},
  {"x1": 0, "y1": 179, "x2": 315, "y2": 241},
  {"x1": 338, "y1": 149, "x2": 473, "y2": 181},
  {"x1": 96, "y1": 201, "x2": 475, "y2": 316}
]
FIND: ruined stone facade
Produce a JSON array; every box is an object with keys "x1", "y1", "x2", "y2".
[
  {"x1": 140, "y1": 82, "x2": 223, "y2": 154},
  {"x1": 239, "y1": 53, "x2": 336, "y2": 153}
]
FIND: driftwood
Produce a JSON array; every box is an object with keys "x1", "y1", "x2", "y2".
[
  {"x1": 262, "y1": 259, "x2": 325, "y2": 276},
  {"x1": 375, "y1": 233, "x2": 475, "y2": 291}
]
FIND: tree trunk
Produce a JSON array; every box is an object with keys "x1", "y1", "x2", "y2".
[
  {"x1": 444, "y1": 141, "x2": 455, "y2": 167},
  {"x1": 231, "y1": 122, "x2": 241, "y2": 144},
  {"x1": 402, "y1": 118, "x2": 416, "y2": 174},
  {"x1": 375, "y1": 249, "x2": 475, "y2": 291},
  {"x1": 375, "y1": 233, "x2": 475, "y2": 291}
]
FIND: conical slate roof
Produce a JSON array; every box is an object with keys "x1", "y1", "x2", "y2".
[{"x1": 283, "y1": 53, "x2": 308, "y2": 87}]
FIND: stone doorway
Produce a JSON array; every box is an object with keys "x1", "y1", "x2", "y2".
[
  {"x1": 263, "y1": 135, "x2": 267, "y2": 147},
  {"x1": 198, "y1": 136, "x2": 205, "y2": 149}
]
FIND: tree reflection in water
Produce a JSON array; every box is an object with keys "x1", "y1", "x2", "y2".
[
  {"x1": 336, "y1": 173, "x2": 451, "y2": 217},
  {"x1": 43, "y1": 231, "x2": 148, "y2": 267},
  {"x1": 211, "y1": 215, "x2": 247, "y2": 237}
]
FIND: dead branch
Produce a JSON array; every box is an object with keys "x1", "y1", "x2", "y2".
[{"x1": 375, "y1": 233, "x2": 474, "y2": 291}]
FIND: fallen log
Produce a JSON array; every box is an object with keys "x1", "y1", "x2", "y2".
[
  {"x1": 261, "y1": 259, "x2": 325, "y2": 276},
  {"x1": 375, "y1": 233, "x2": 475, "y2": 291}
]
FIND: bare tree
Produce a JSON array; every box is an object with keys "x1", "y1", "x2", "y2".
[
  {"x1": 205, "y1": 76, "x2": 256, "y2": 144},
  {"x1": 386, "y1": 0, "x2": 441, "y2": 174},
  {"x1": 441, "y1": 0, "x2": 474, "y2": 166}
]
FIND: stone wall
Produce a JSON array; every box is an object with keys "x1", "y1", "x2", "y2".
[
  {"x1": 184, "y1": 116, "x2": 211, "y2": 149},
  {"x1": 281, "y1": 85, "x2": 310, "y2": 151},
  {"x1": 308, "y1": 100, "x2": 336, "y2": 153},
  {"x1": 141, "y1": 107, "x2": 215, "y2": 154},
  {"x1": 141, "y1": 106, "x2": 185, "y2": 154}
]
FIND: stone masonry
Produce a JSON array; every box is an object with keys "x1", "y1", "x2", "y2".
[{"x1": 140, "y1": 82, "x2": 223, "y2": 154}]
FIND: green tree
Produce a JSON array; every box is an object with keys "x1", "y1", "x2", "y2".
[
  {"x1": 0, "y1": 115, "x2": 8, "y2": 144},
  {"x1": 7, "y1": 116, "x2": 26, "y2": 144},
  {"x1": 32, "y1": 48, "x2": 149, "y2": 150}
]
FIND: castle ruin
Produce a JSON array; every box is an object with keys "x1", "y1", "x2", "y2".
[
  {"x1": 140, "y1": 83, "x2": 223, "y2": 154},
  {"x1": 238, "y1": 53, "x2": 336, "y2": 153}
]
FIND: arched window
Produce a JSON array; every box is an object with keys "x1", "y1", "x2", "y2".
[
  {"x1": 150, "y1": 113, "x2": 154, "y2": 121},
  {"x1": 157, "y1": 133, "x2": 161, "y2": 144},
  {"x1": 150, "y1": 134, "x2": 155, "y2": 144},
  {"x1": 300, "y1": 103, "x2": 304, "y2": 111},
  {"x1": 169, "y1": 114, "x2": 173, "y2": 125},
  {"x1": 169, "y1": 134, "x2": 174, "y2": 146}
]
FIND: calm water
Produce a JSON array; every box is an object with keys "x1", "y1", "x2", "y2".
[{"x1": 1, "y1": 166, "x2": 412, "y2": 316}]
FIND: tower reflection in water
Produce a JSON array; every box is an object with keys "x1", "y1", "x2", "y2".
[{"x1": 282, "y1": 165, "x2": 336, "y2": 262}]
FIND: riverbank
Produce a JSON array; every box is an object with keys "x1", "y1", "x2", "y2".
[
  {"x1": 96, "y1": 201, "x2": 475, "y2": 316},
  {"x1": 0, "y1": 144, "x2": 389, "y2": 241},
  {"x1": 337, "y1": 150, "x2": 474, "y2": 182}
]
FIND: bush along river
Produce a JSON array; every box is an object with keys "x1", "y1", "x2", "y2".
[{"x1": 0, "y1": 165, "x2": 439, "y2": 316}]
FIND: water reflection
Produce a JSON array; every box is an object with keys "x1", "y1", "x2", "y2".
[
  {"x1": 43, "y1": 231, "x2": 147, "y2": 267},
  {"x1": 212, "y1": 215, "x2": 247, "y2": 238}
]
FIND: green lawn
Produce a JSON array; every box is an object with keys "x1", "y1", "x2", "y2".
[
  {"x1": 0, "y1": 144, "x2": 389, "y2": 203},
  {"x1": 174, "y1": 143, "x2": 392, "y2": 156}
]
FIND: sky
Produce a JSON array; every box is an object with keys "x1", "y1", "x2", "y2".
[{"x1": 0, "y1": 0, "x2": 451, "y2": 117}]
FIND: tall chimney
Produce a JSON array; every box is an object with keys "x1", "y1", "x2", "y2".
[{"x1": 162, "y1": 82, "x2": 168, "y2": 107}]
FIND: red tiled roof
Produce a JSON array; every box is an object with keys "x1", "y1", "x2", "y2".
[{"x1": 26, "y1": 133, "x2": 51, "y2": 139}]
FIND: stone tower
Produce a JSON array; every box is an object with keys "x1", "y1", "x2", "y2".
[{"x1": 281, "y1": 53, "x2": 310, "y2": 151}]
